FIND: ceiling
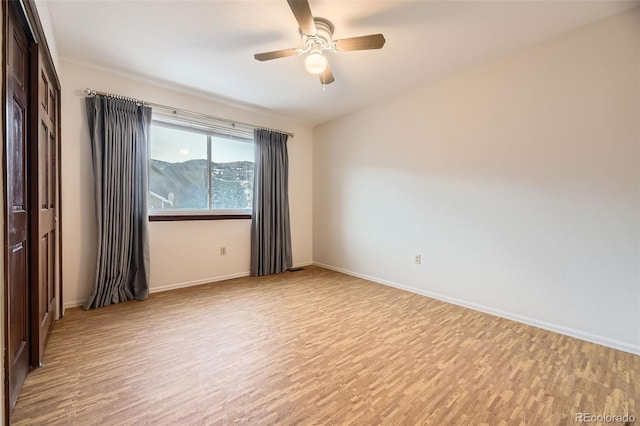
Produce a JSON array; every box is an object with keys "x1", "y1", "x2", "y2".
[{"x1": 46, "y1": 0, "x2": 638, "y2": 126}]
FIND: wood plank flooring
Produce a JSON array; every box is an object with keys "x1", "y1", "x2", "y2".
[{"x1": 11, "y1": 266, "x2": 639, "y2": 425}]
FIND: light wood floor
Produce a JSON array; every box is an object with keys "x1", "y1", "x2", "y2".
[{"x1": 11, "y1": 266, "x2": 639, "y2": 425}]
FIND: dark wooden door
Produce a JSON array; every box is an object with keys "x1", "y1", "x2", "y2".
[
  {"x1": 6, "y1": 2, "x2": 32, "y2": 409},
  {"x1": 31, "y1": 48, "x2": 57, "y2": 363}
]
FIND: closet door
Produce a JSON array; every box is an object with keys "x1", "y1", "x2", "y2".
[
  {"x1": 6, "y1": 2, "x2": 32, "y2": 408},
  {"x1": 30, "y1": 47, "x2": 58, "y2": 365}
]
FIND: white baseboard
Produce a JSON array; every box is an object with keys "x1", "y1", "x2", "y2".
[
  {"x1": 149, "y1": 271, "x2": 250, "y2": 294},
  {"x1": 63, "y1": 261, "x2": 315, "y2": 310},
  {"x1": 313, "y1": 262, "x2": 640, "y2": 356},
  {"x1": 154, "y1": 261, "x2": 315, "y2": 293},
  {"x1": 64, "y1": 300, "x2": 85, "y2": 309}
]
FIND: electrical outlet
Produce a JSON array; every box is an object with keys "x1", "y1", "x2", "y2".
[
  {"x1": 414, "y1": 254, "x2": 422, "y2": 265},
  {"x1": 220, "y1": 247, "x2": 227, "y2": 256}
]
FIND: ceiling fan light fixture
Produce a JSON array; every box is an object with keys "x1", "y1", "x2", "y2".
[
  {"x1": 305, "y1": 50, "x2": 327, "y2": 74},
  {"x1": 253, "y1": 1, "x2": 385, "y2": 86}
]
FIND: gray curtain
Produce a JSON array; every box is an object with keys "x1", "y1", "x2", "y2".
[
  {"x1": 251, "y1": 129, "x2": 292, "y2": 276},
  {"x1": 84, "y1": 96, "x2": 151, "y2": 309}
]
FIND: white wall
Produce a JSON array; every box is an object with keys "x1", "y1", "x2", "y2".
[
  {"x1": 34, "y1": 0, "x2": 60, "y2": 72},
  {"x1": 61, "y1": 61, "x2": 313, "y2": 307},
  {"x1": 313, "y1": 8, "x2": 640, "y2": 354}
]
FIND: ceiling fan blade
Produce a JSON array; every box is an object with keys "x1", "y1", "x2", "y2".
[
  {"x1": 287, "y1": 0, "x2": 317, "y2": 35},
  {"x1": 319, "y1": 62, "x2": 335, "y2": 85},
  {"x1": 334, "y1": 34, "x2": 386, "y2": 52},
  {"x1": 254, "y1": 48, "x2": 299, "y2": 61}
]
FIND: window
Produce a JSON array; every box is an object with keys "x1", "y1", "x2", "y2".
[{"x1": 148, "y1": 118, "x2": 254, "y2": 219}]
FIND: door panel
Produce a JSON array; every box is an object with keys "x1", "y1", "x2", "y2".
[
  {"x1": 9, "y1": 242, "x2": 27, "y2": 358},
  {"x1": 39, "y1": 122, "x2": 48, "y2": 208},
  {"x1": 39, "y1": 235, "x2": 49, "y2": 324},
  {"x1": 40, "y1": 71, "x2": 47, "y2": 112},
  {"x1": 48, "y1": 233, "x2": 55, "y2": 307},
  {"x1": 9, "y1": 98, "x2": 26, "y2": 213},
  {"x1": 6, "y1": 3, "x2": 31, "y2": 409}
]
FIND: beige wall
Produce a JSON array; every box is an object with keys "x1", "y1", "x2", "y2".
[
  {"x1": 313, "y1": 8, "x2": 640, "y2": 354},
  {"x1": 61, "y1": 61, "x2": 314, "y2": 306}
]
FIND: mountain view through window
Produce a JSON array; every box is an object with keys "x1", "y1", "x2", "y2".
[{"x1": 149, "y1": 122, "x2": 254, "y2": 213}]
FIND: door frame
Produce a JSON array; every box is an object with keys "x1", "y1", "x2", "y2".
[{"x1": 2, "y1": 0, "x2": 62, "y2": 421}]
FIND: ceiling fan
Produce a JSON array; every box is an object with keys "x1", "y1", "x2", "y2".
[{"x1": 254, "y1": 0, "x2": 386, "y2": 86}]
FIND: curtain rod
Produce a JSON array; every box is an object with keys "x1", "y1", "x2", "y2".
[{"x1": 83, "y1": 88, "x2": 295, "y2": 138}]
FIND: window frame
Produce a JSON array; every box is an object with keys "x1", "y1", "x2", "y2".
[{"x1": 148, "y1": 117, "x2": 254, "y2": 221}]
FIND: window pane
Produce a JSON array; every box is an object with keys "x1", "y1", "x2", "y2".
[
  {"x1": 149, "y1": 124, "x2": 209, "y2": 210},
  {"x1": 210, "y1": 137, "x2": 254, "y2": 209}
]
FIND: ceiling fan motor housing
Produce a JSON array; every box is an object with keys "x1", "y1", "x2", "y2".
[{"x1": 301, "y1": 18, "x2": 335, "y2": 50}]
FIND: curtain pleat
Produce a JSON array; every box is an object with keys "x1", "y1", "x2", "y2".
[
  {"x1": 84, "y1": 97, "x2": 151, "y2": 309},
  {"x1": 250, "y1": 129, "x2": 292, "y2": 276}
]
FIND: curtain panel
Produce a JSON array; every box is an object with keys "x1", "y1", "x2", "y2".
[
  {"x1": 84, "y1": 96, "x2": 151, "y2": 309},
  {"x1": 251, "y1": 129, "x2": 293, "y2": 276}
]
